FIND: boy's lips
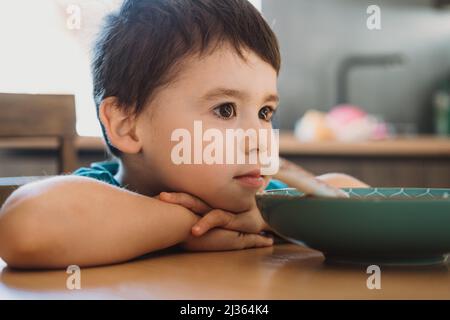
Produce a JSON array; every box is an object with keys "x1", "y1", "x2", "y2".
[{"x1": 233, "y1": 169, "x2": 265, "y2": 189}]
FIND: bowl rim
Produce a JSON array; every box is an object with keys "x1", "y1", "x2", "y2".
[{"x1": 256, "y1": 187, "x2": 450, "y2": 202}]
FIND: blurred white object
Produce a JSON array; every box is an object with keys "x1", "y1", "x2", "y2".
[
  {"x1": 294, "y1": 110, "x2": 335, "y2": 142},
  {"x1": 295, "y1": 105, "x2": 388, "y2": 142}
]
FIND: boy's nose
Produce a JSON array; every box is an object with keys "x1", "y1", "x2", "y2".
[
  {"x1": 240, "y1": 129, "x2": 270, "y2": 156},
  {"x1": 236, "y1": 114, "x2": 275, "y2": 160},
  {"x1": 243, "y1": 133, "x2": 260, "y2": 155}
]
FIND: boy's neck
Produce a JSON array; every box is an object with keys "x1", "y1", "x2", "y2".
[{"x1": 114, "y1": 158, "x2": 165, "y2": 197}]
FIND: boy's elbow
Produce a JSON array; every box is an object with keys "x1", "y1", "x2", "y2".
[
  {"x1": 0, "y1": 192, "x2": 46, "y2": 268},
  {"x1": 0, "y1": 233, "x2": 41, "y2": 269}
]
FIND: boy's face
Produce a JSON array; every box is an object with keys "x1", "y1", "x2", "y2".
[{"x1": 135, "y1": 43, "x2": 279, "y2": 212}]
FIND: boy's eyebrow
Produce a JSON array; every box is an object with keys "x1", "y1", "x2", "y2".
[{"x1": 201, "y1": 87, "x2": 279, "y2": 104}]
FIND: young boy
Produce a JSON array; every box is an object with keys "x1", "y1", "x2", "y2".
[{"x1": 0, "y1": 0, "x2": 367, "y2": 269}]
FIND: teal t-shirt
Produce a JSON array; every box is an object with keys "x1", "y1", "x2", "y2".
[{"x1": 72, "y1": 161, "x2": 288, "y2": 190}]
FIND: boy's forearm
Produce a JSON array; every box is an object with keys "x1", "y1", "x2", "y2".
[
  {"x1": 315, "y1": 173, "x2": 370, "y2": 188},
  {"x1": 0, "y1": 176, "x2": 198, "y2": 269}
]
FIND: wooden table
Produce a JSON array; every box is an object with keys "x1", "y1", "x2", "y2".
[{"x1": 0, "y1": 243, "x2": 448, "y2": 300}]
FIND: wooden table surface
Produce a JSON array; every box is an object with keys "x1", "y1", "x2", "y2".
[{"x1": 0, "y1": 243, "x2": 448, "y2": 300}]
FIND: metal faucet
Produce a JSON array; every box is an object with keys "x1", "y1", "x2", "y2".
[{"x1": 336, "y1": 53, "x2": 404, "y2": 105}]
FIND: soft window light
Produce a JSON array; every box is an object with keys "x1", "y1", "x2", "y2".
[{"x1": 0, "y1": 0, "x2": 262, "y2": 137}]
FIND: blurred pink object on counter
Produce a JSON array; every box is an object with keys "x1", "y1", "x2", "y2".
[{"x1": 294, "y1": 105, "x2": 389, "y2": 142}]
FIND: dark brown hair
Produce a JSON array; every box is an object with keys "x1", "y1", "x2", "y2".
[{"x1": 92, "y1": 0, "x2": 281, "y2": 156}]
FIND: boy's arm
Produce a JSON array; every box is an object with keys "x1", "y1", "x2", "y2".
[
  {"x1": 279, "y1": 158, "x2": 370, "y2": 188},
  {"x1": 315, "y1": 173, "x2": 370, "y2": 188},
  {"x1": 0, "y1": 176, "x2": 199, "y2": 269}
]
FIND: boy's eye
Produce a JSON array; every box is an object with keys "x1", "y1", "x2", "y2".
[
  {"x1": 259, "y1": 106, "x2": 275, "y2": 122},
  {"x1": 213, "y1": 103, "x2": 236, "y2": 120}
]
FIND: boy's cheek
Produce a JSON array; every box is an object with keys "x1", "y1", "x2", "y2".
[
  {"x1": 162, "y1": 162, "x2": 229, "y2": 193},
  {"x1": 184, "y1": 176, "x2": 256, "y2": 212}
]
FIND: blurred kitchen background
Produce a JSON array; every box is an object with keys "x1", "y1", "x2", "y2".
[
  {"x1": 266, "y1": 0, "x2": 450, "y2": 134},
  {"x1": 1, "y1": 0, "x2": 450, "y2": 188}
]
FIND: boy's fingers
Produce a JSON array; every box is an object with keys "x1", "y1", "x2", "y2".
[
  {"x1": 274, "y1": 169, "x2": 349, "y2": 198},
  {"x1": 159, "y1": 192, "x2": 211, "y2": 214},
  {"x1": 181, "y1": 229, "x2": 241, "y2": 251},
  {"x1": 182, "y1": 229, "x2": 273, "y2": 251},
  {"x1": 240, "y1": 233, "x2": 274, "y2": 249},
  {"x1": 192, "y1": 209, "x2": 234, "y2": 236}
]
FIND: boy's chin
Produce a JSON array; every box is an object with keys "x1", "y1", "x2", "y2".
[{"x1": 206, "y1": 194, "x2": 254, "y2": 213}]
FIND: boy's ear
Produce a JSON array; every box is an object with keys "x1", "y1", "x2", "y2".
[{"x1": 99, "y1": 97, "x2": 142, "y2": 154}]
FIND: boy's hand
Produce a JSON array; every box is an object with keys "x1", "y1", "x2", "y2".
[
  {"x1": 159, "y1": 192, "x2": 270, "y2": 236},
  {"x1": 179, "y1": 228, "x2": 273, "y2": 251},
  {"x1": 275, "y1": 158, "x2": 350, "y2": 198}
]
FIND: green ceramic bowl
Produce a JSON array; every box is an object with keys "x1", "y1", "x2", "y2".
[{"x1": 255, "y1": 188, "x2": 450, "y2": 266}]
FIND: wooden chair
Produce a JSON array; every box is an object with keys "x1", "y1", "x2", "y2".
[
  {"x1": 0, "y1": 93, "x2": 78, "y2": 207},
  {"x1": 0, "y1": 93, "x2": 78, "y2": 174}
]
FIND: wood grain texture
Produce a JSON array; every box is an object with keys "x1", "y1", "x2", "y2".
[{"x1": 0, "y1": 244, "x2": 448, "y2": 299}]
